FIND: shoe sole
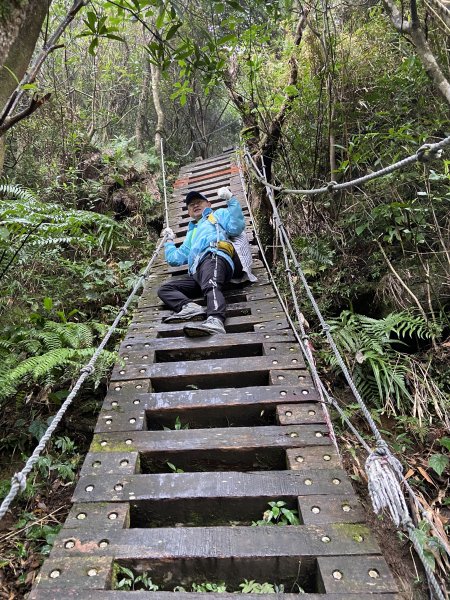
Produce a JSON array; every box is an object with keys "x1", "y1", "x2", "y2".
[
  {"x1": 163, "y1": 313, "x2": 206, "y2": 323},
  {"x1": 183, "y1": 325, "x2": 213, "y2": 337}
]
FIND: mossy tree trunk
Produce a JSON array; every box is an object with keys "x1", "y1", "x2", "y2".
[
  {"x1": 0, "y1": 0, "x2": 51, "y2": 173},
  {"x1": 0, "y1": 0, "x2": 51, "y2": 115}
]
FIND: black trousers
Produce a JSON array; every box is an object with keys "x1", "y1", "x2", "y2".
[{"x1": 157, "y1": 254, "x2": 233, "y2": 322}]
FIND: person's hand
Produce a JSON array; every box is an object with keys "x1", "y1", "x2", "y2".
[
  {"x1": 163, "y1": 227, "x2": 175, "y2": 241},
  {"x1": 217, "y1": 187, "x2": 233, "y2": 201}
]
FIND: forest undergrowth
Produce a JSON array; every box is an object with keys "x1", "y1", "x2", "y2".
[{"x1": 0, "y1": 1, "x2": 449, "y2": 598}]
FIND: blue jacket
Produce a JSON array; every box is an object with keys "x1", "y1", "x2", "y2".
[{"x1": 164, "y1": 197, "x2": 245, "y2": 274}]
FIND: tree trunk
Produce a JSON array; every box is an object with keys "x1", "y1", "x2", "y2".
[
  {"x1": 409, "y1": 25, "x2": 450, "y2": 105},
  {"x1": 382, "y1": 0, "x2": 450, "y2": 106},
  {"x1": 0, "y1": 0, "x2": 50, "y2": 115},
  {"x1": 135, "y1": 52, "x2": 152, "y2": 151}
]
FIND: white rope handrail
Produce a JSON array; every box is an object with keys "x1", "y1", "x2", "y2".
[
  {"x1": 251, "y1": 135, "x2": 450, "y2": 196},
  {"x1": 0, "y1": 234, "x2": 167, "y2": 521}
]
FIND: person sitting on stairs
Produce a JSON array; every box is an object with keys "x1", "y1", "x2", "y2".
[{"x1": 157, "y1": 186, "x2": 254, "y2": 337}]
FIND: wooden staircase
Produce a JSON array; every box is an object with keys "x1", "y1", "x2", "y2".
[{"x1": 30, "y1": 150, "x2": 399, "y2": 599}]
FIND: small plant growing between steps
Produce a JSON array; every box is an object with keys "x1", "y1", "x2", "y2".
[
  {"x1": 191, "y1": 581, "x2": 227, "y2": 592},
  {"x1": 163, "y1": 416, "x2": 190, "y2": 430},
  {"x1": 114, "y1": 568, "x2": 305, "y2": 593},
  {"x1": 252, "y1": 501, "x2": 300, "y2": 526},
  {"x1": 239, "y1": 580, "x2": 285, "y2": 593},
  {"x1": 116, "y1": 566, "x2": 159, "y2": 591},
  {"x1": 166, "y1": 461, "x2": 184, "y2": 473}
]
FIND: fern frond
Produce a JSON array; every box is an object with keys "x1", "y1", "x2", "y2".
[{"x1": 0, "y1": 182, "x2": 36, "y2": 202}]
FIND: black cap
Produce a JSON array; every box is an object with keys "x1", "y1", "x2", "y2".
[{"x1": 185, "y1": 190, "x2": 208, "y2": 206}]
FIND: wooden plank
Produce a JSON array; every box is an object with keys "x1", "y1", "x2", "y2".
[
  {"x1": 122, "y1": 315, "x2": 290, "y2": 340},
  {"x1": 90, "y1": 424, "x2": 332, "y2": 454},
  {"x1": 96, "y1": 384, "x2": 320, "y2": 433},
  {"x1": 80, "y1": 452, "x2": 140, "y2": 477},
  {"x1": 135, "y1": 299, "x2": 285, "y2": 321},
  {"x1": 29, "y1": 556, "x2": 113, "y2": 590},
  {"x1": 118, "y1": 332, "x2": 295, "y2": 356},
  {"x1": 297, "y1": 494, "x2": 366, "y2": 525},
  {"x1": 73, "y1": 469, "x2": 355, "y2": 503},
  {"x1": 107, "y1": 379, "x2": 151, "y2": 394},
  {"x1": 317, "y1": 556, "x2": 398, "y2": 593},
  {"x1": 143, "y1": 385, "x2": 319, "y2": 410},
  {"x1": 112, "y1": 355, "x2": 306, "y2": 382},
  {"x1": 286, "y1": 447, "x2": 341, "y2": 470},
  {"x1": 137, "y1": 282, "x2": 275, "y2": 310},
  {"x1": 270, "y1": 369, "x2": 312, "y2": 386},
  {"x1": 62, "y1": 502, "x2": 131, "y2": 531},
  {"x1": 51, "y1": 523, "x2": 381, "y2": 561},
  {"x1": 96, "y1": 385, "x2": 320, "y2": 433},
  {"x1": 276, "y1": 404, "x2": 326, "y2": 425}
]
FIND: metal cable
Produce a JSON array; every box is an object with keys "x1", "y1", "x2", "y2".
[
  {"x1": 0, "y1": 234, "x2": 167, "y2": 522},
  {"x1": 249, "y1": 135, "x2": 450, "y2": 196}
]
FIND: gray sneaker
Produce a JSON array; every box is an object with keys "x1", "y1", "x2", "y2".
[
  {"x1": 163, "y1": 302, "x2": 206, "y2": 323},
  {"x1": 183, "y1": 316, "x2": 226, "y2": 337}
]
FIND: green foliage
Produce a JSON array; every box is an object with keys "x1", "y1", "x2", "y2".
[
  {"x1": 0, "y1": 311, "x2": 116, "y2": 405},
  {"x1": 239, "y1": 580, "x2": 285, "y2": 594},
  {"x1": 0, "y1": 181, "x2": 119, "y2": 279},
  {"x1": 293, "y1": 236, "x2": 335, "y2": 276},
  {"x1": 116, "y1": 566, "x2": 159, "y2": 591},
  {"x1": 411, "y1": 521, "x2": 449, "y2": 572},
  {"x1": 33, "y1": 436, "x2": 81, "y2": 483},
  {"x1": 113, "y1": 569, "x2": 292, "y2": 594},
  {"x1": 101, "y1": 137, "x2": 160, "y2": 174},
  {"x1": 166, "y1": 462, "x2": 184, "y2": 473},
  {"x1": 252, "y1": 500, "x2": 300, "y2": 526},
  {"x1": 163, "y1": 416, "x2": 189, "y2": 430},
  {"x1": 320, "y1": 310, "x2": 443, "y2": 413},
  {"x1": 191, "y1": 581, "x2": 227, "y2": 593},
  {"x1": 428, "y1": 454, "x2": 449, "y2": 477}
]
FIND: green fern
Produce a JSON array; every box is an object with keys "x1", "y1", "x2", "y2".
[
  {"x1": 0, "y1": 181, "x2": 36, "y2": 202},
  {"x1": 322, "y1": 310, "x2": 443, "y2": 413},
  {"x1": 0, "y1": 318, "x2": 117, "y2": 403}
]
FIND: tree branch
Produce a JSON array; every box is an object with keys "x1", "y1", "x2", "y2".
[
  {"x1": 382, "y1": 0, "x2": 412, "y2": 33},
  {"x1": 382, "y1": 0, "x2": 450, "y2": 105},
  {"x1": 257, "y1": 9, "x2": 309, "y2": 175},
  {"x1": 0, "y1": 0, "x2": 87, "y2": 127},
  {"x1": 0, "y1": 94, "x2": 51, "y2": 136}
]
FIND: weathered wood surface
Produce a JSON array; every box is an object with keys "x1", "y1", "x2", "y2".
[
  {"x1": 31, "y1": 150, "x2": 399, "y2": 597},
  {"x1": 51, "y1": 523, "x2": 380, "y2": 559},
  {"x1": 73, "y1": 469, "x2": 355, "y2": 503},
  {"x1": 90, "y1": 424, "x2": 332, "y2": 453}
]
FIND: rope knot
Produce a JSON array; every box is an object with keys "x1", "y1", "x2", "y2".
[
  {"x1": 120, "y1": 307, "x2": 128, "y2": 316},
  {"x1": 375, "y1": 439, "x2": 389, "y2": 455},
  {"x1": 12, "y1": 472, "x2": 27, "y2": 491},
  {"x1": 416, "y1": 143, "x2": 441, "y2": 162},
  {"x1": 365, "y1": 449, "x2": 408, "y2": 527},
  {"x1": 80, "y1": 365, "x2": 95, "y2": 375},
  {"x1": 327, "y1": 180, "x2": 337, "y2": 193}
]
